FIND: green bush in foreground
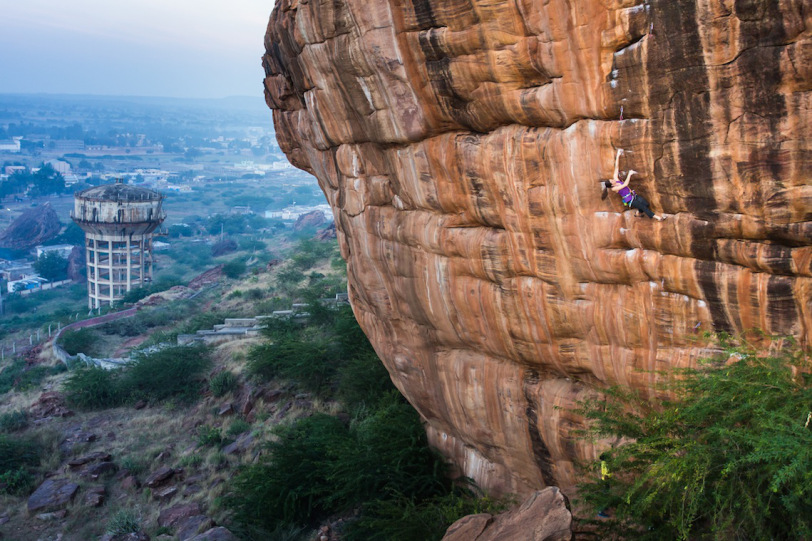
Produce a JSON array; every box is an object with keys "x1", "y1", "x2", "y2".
[
  {"x1": 59, "y1": 328, "x2": 100, "y2": 355},
  {"x1": 210, "y1": 370, "x2": 238, "y2": 397},
  {"x1": 120, "y1": 344, "x2": 211, "y2": 403},
  {"x1": 63, "y1": 365, "x2": 122, "y2": 409},
  {"x1": 226, "y1": 393, "x2": 454, "y2": 539},
  {"x1": 63, "y1": 345, "x2": 211, "y2": 408},
  {"x1": 0, "y1": 434, "x2": 40, "y2": 495},
  {"x1": 0, "y1": 410, "x2": 28, "y2": 433},
  {"x1": 576, "y1": 336, "x2": 812, "y2": 540}
]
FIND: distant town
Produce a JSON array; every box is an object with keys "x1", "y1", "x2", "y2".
[{"x1": 0, "y1": 94, "x2": 331, "y2": 307}]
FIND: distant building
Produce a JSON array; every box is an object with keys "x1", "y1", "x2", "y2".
[
  {"x1": 49, "y1": 139, "x2": 85, "y2": 152},
  {"x1": 8, "y1": 275, "x2": 47, "y2": 293},
  {"x1": 35, "y1": 244, "x2": 74, "y2": 259},
  {"x1": 0, "y1": 263, "x2": 35, "y2": 282},
  {"x1": 0, "y1": 137, "x2": 21, "y2": 153},
  {"x1": 4, "y1": 165, "x2": 26, "y2": 176},
  {"x1": 230, "y1": 206, "x2": 253, "y2": 215},
  {"x1": 46, "y1": 160, "x2": 71, "y2": 175},
  {"x1": 265, "y1": 204, "x2": 333, "y2": 221}
]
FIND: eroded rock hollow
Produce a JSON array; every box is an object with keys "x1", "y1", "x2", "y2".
[{"x1": 264, "y1": 0, "x2": 811, "y2": 495}]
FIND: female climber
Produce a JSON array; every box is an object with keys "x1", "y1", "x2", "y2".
[{"x1": 602, "y1": 149, "x2": 666, "y2": 221}]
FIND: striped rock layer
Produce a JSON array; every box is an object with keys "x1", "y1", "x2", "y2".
[{"x1": 264, "y1": 0, "x2": 811, "y2": 495}]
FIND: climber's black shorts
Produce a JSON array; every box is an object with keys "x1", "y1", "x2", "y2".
[{"x1": 629, "y1": 195, "x2": 654, "y2": 219}]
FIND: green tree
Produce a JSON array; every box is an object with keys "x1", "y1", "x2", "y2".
[
  {"x1": 222, "y1": 259, "x2": 247, "y2": 279},
  {"x1": 576, "y1": 336, "x2": 812, "y2": 540},
  {"x1": 33, "y1": 251, "x2": 69, "y2": 281},
  {"x1": 28, "y1": 163, "x2": 66, "y2": 196}
]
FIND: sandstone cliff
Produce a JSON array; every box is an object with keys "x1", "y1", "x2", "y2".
[{"x1": 264, "y1": 0, "x2": 811, "y2": 496}]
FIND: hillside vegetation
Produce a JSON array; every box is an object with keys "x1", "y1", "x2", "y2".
[{"x1": 0, "y1": 237, "x2": 505, "y2": 541}]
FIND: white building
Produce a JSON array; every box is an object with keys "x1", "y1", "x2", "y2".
[
  {"x1": 0, "y1": 137, "x2": 21, "y2": 153},
  {"x1": 47, "y1": 160, "x2": 71, "y2": 175},
  {"x1": 265, "y1": 204, "x2": 333, "y2": 221},
  {"x1": 8, "y1": 275, "x2": 47, "y2": 293},
  {"x1": 35, "y1": 244, "x2": 75, "y2": 259}
]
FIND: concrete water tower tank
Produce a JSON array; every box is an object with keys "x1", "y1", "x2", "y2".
[{"x1": 71, "y1": 181, "x2": 166, "y2": 309}]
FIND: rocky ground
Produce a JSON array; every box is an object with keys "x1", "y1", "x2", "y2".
[{"x1": 0, "y1": 259, "x2": 343, "y2": 541}]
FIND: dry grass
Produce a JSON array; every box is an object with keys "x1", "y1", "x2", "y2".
[{"x1": 0, "y1": 254, "x2": 348, "y2": 540}]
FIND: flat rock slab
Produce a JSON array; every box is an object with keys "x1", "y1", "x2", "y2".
[
  {"x1": 443, "y1": 487, "x2": 571, "y2": 541},
  {"x1": 82, "y1": 461, "x2": 118, "y2": 479},
  {"x1": 177, "y1": 515, "x2": 215, "y2": 540},
  {"x1": 222, "y1": 433, "x2": 253, "y2": 455},
  {"x1": 188, "y1": 527, "x2": 237, "y2": 541},
  {"x1": 145, "y1": 466, "x2": 175, "y2": 487},
  {"x1": 158, "y1": 502, "x2": 203, "y2": 528},
  {"x1": 27, "y1": 478, "x2": 79, "y2": 514},
  {"x1": 68, "y1": 451, "x2": 112, "y2": 468},
  {"x1": 155, "y1": 486, "x2": 178, "y2": 501}
]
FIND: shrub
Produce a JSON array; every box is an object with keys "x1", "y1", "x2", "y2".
[
  {"x1": 245, "y1": 288, "x2": 265, "y2": 300},
  {"x1": 120, "y1": 456, "x2": 146, "y2": 475},
  {"x1": 119, "y1": 278, "x2": 183, "y2": 304},
  {"x1": 197, "y1": 425, "x2": 223, "y2": 447},
  {"x1": 227, "y1": 414, "x2": 353, "y2": 528},
  {"x1": 343, "y1": 489, "x2": 510, "y2": 541},
  {"x1": 336, "y1": 352, "x2": 392, "y2": 411},
  {"x1": 178, "y1": 454, "x2": 203, "y2": 468},
  {"x1": 248, "y1": 336, "x2": 334, "y2": 393},
  {"x1": 63, "y1": 365, "x2": 122, "y2": 409},
  {"x1": 210, "y1": 370, "x2": 238, "y2": 397},
  {"x1": 575, "y1": 336, "x2": 812, "y2": 540},
  {"x1": 121, "y1": 345, "x2": 211, "y2": 403},
  {"x1": 227, "y1": 419, "x2": 251, "y2": 437},
  {"x1": 0, "y1": 409, "x2": 28, "y2": 433},
  {"x1": 226, "y1": 394, "x2": 449, "y2": 535},
  {"x1": 59, "y1": 328, "x2": 100, "y2": 355},
  {"x1": 222, "y1": 259, "x2": 247, "y2": 279},
  {"x1": 0, "y1": 467, "x2": 35, "y2": 495},
  {"x1": 106, "y1": 508, "x2": 142, "y2": 536},
  {"x1": 0, "y1": 434, "x2": 40, "y2": 495}
]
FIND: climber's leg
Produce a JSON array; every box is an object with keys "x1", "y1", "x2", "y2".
[{"x1": 630, "y1": 196, "x2": 655, "y2": 219}]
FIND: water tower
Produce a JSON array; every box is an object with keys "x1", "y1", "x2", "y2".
[{"x1": 71, "y1": 181, "x2": 166, "y2": 309}]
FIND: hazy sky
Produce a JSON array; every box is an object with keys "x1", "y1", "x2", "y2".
[{"x1": 0, "y1": 0, "x2": 275, "y2": 99}]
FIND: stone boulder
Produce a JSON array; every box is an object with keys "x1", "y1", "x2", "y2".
[
  {"x1": 293, "y1": 210, "x2": 326, "y2": 231},
  {"x1": 0, "y1": 202, "x2": 61, "y2": 250},
  {"x1": 315, "y1": 222, "x2": 337, "y2": 240},
  {"x1": 158, "y1": 502, "x2": 203, "y2": 529},
  {"x1": 145, "y1": 466, "x2": 175, "y2": 488},
  {"x1": 66, "y1": 245, "x2": 85, "y2": 281},
  {"x1": 29, "y1": 391, "x2": 73, "y2": 420},
  {"x1": 443, "y1": 487, "x2": 571, "y2": 541},
  {"x1": 27, "y1": 478, "x2": 79, "y2": 515},
  {"x1": 188, "y1": 527, "x2": 237, "y2": 541},
  {"x1": 176, "y1": 516, "x2": 215, "y2": 540}
]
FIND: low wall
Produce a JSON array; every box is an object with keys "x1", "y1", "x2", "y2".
[{"x1": 52, "y1": 307, "x2": 138, "y2": 368}]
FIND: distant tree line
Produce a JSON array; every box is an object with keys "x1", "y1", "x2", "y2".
[{"x1": 0, "y1": 164, "x2": 68, "y2": 198}]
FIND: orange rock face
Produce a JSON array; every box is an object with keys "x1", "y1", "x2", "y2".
[{"x1": 264, "y1": 0, "x2": 811, "y2": 495}]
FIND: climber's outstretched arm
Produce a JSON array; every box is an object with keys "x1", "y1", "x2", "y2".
[{"x1": 613, "y1": 149, "x2": 623, "y2": 182}]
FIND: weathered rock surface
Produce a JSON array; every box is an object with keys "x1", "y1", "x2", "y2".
[
  {"x1": 27, "y1": 478, "x2": 79, "y2": 514},
  {"x1": 0, "y1": 202, "x2": 61, "y2": 250},
  {"x1": 67, "y1": 245, "x2": 85, "y2": 281},
  {"x1": 443, "y1": 487, "x2": 571, "y2": 541},
  {"x1": 188, "y1": 527, "x2": 237, "y2": 541},
  {"x1": 29, "y1": 391, "x2": 73, "y2": 420},
  {"x1": 158, "y1": 502, "x2": 203, "y2": 528},
  {"x1": 264, "y1": 0, "x2": 811, "y2": 495},
  {"x1": 293, "y1": 209, "x2": 327, "y2": 231}
]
